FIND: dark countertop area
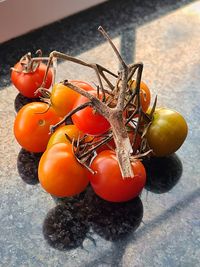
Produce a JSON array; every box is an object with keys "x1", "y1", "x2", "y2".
[{"x1": 0, "y1": 0, "x2": 200, "y2": 266}]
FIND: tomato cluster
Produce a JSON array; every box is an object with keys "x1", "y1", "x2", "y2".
[{"x1": 12, "y1": 54, "x2": 188, "y2": 204}]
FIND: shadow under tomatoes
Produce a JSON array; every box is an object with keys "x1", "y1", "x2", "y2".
[
  {"x1": 143, "y1": 153, "x2": 183, "y2": 194},
  {"x1": 14, "y1": 93, "x2": 41, "y2": 113},
  {"x1": 17, "y1": 148, "x2": 42, "y2": 185},
  {"x1": 43, "y1": 203, "x2": 89, "y2": 251},
  {"x1": 85, "y1": 187, "x2": 143, "y2": 241},
  {"x1": 43, "y1": 186, "x2": 144, "y2": 250}
]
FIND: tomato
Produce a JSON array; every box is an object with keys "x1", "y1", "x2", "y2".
[
  {"x1": 88, "y1": 150, "x2": 146, "y2": 202},
  {"x1": 51, "y1": 81, "x2": 94, "y2": 117},
  {"x1": 14, "y1": 102, "x2": 61, "y2": 153},
  {"x1": 47, "y1": 124, "x2": 83, "y2": 149},
  {"x1": 129, "y1": 80, "x2": 151, "y2": 112},
  {"x1": 11, "y1": 62, "x2": 52, "y2": 98},
  {"x1": 72, "y1": 91, "x2": 110, "y2": 135},
  {"x1": 38, "y1": 143, "x2": 89, "y2": 197},
  {"x1": 146, "y1": 108, "x2": 188, "y2": 157}
]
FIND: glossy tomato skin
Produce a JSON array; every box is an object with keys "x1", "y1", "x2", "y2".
[
  {"x1": 72, "y1": 91, "x2": 110, "y2": 135},
  {"x1": 146, "y1": 108, "x2": 188, "y2": 157},
  {"x1": 47, "y1": 124, "x2": 83, "y2": 149},
  {"x1": 14, "y1": 102, "x2": 61, "y2": 153},
  {"x1": 130, "y1": 80, "x2": 151, "y2": 112},
  {"x1": 88, "y1": 150, "x2": 146, "y2": 202},
  {"x1": 51, "y1": 81, "x2": 94, "y2": 117},
  {"x1": 38, "y1": 143, "x2": 89, "y2": 197},
  {"x1": 11, "y1": 62, "x2": 52, "y2": 98}
]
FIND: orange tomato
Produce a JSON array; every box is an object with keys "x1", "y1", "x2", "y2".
[
  {"x1": 51, "y1": 81, "x2": 94, "y2": 117},
  {"x1": 38, "y1": 143, "x2": 89, "y2": 197},
  {"x1": 129, "y1": 80, "x2": 151, "y2": 112},
  {"x1": 14, "y1": 102, "x2": 61, "y2": 152},
  {"x1": 47, "y1": 124, "x2": 83, "y2": 149}
]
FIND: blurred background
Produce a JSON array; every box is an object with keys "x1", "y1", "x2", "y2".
[{"x1": 0, "y1": 0, "x2": 106, "y2": 43}]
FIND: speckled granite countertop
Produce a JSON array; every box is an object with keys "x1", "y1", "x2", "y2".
[{"x1": 0, "y1": 0, "x2": 200, "y2": 266}]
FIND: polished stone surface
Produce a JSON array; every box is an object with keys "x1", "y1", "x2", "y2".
[{"x1": 0, "y1": 0, "x2": 200, "y2": 266}]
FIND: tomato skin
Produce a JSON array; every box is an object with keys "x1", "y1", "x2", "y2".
[
  {"x1": 72, "y1": 91, "x2": 110, "y2": 135},
  {"x1": 47, "y1": 124, "x2": 83, "y2": 149},
  {"x1": 11, "y1": 62, "x2": 52, "y2": 98},
  {"x1": 38, "y1": 143, "x2": 89, "y2": 197},
  {"x1": 146, "y1": 108, "x2": 188, "y2": 157},
  {"x1": 88, "y1": 150, "x2": 146, "y2": 202},
  {"x1": 130, "y1": 80, "x2": 151, "y2": 112},
  {"x1": 51, "y1": 81, "x2": 94, "y2": 117},
  {"x1": 14, "y1": 102, "x2": 61, "y2": 153}
]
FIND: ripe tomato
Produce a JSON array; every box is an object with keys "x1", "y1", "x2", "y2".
[
  {"x1": 11, "y1": 62, "x2": 52, "y2": 98},
  {"x1": 14, "y1": 102, "x2": 61, "y2": 153},
  {"x1": 38, "y1": 143, "x2": 89, "y2": 197},
  {"x1": 146, "y1": 108, "x2": 188, "y2": 157},
  {"x1": 129, "y1": 80, "x2": 151, "y2": 112},
  {"x1": 88, "y1": 150, "x2": 146, "y2": 202},
  {"x1": 72, "y1": 91, "x2": 110, "y2": 135},
  {"x1": 47, "y1": 124, "x2": 83, "y2": 149},
  {"x1": 51, "y1": 81, "x2": 94, "y2": 117}
]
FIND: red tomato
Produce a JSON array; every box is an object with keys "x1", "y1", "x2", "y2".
[
  {"x1": 88, "y1": 150, "x2": 146, "y2": 202},
  {"x1": 51, "y1": 81, "x2": 94, "y2": 117},
  {"x1": 38, "y1": 143, "x2": 89, "y2": 197},
  {"x1": 72, "y1": 91, "x2": 110, "y2": 135},
  {"x1": 14, "y1": 102, "x2": 61, "y2": 152},
  {"x1": 11, "y1": 62, "x2": 52, "y2": 98}
]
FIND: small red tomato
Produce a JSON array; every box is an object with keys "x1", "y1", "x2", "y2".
[
  {"x1": 11, "y1": 62, "x2": 52, "y2": 98},
  {"x1": 72, "y1": 91, "x2": 110, "y2": 135},
  {"x1": 88, "y1": 150, "x2": 146, "y2": 202}
]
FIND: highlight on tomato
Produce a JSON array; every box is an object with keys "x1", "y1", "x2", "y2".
[
  {"x1": 87, "y1": 150, "x2": 146, "y2": 202},
  {"x1": 146, "y1": 107, "x2": 188, "y2": 157},
  {"x1": 129, "y1": 79, "x2": 151, "y2": 113},
  {"x1": 14, "y1": 102, "x2": 61, "y2": 153},
  {"x1": 47, "y1": 124, "x2": 83, "y2": 149},
  {"x1": 50, "y1": 80, "x2": 94, "y2": 117},
  {"x1": 38, "y1": 143, "x2": 89, "y2": 197},
  {"x1": 11, "y1": 62, "x2": 52, "y2": 98},
  {"x1": 72, "y1": 91, "x2": 110, "y2": 135}
]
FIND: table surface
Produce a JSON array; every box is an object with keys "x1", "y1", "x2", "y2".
[{"x1": 0, "y1": 0, "x2": 200, "y2": 266}]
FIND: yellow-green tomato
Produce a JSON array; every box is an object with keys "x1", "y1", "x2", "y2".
[
  {"x1": 146, "y1": 108, "x2": 188, "y2": 157},
  {"x1": 47, "y1": 124, "x2": 83, "y2": 149}
]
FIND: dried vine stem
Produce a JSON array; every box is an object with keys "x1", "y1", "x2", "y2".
[{"x1": 38, "y1": 26, "x2": 149, "y2": 178}]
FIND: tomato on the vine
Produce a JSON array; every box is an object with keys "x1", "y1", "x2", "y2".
[
  {"x1": 146, "y1": 108, "x2": 188, "y2": 157},
  {"x1": 14, "y1": 102, "x2": 61, "y2": 153},
  {"x1": 129, "y1": 80, "x2": 151, "y2": 112},
  {"x1": 47, "y1": 124, "x2": 83, "y2": 149},
  {"x1": 51, "y1": 80, "x2": 94, "y2": 117},
  {"x1": 88, "y1": 150, "x2": 146, "y2": 202},
  {"x1": 11, "y1": 62, "x2": 52, "y2": 98},
  {"x1": 38, "y1": 143, "x2": 89, "y2": 197},
  {"x1": 72, "y1": 91, "x2": 110, "y2": 135}
]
